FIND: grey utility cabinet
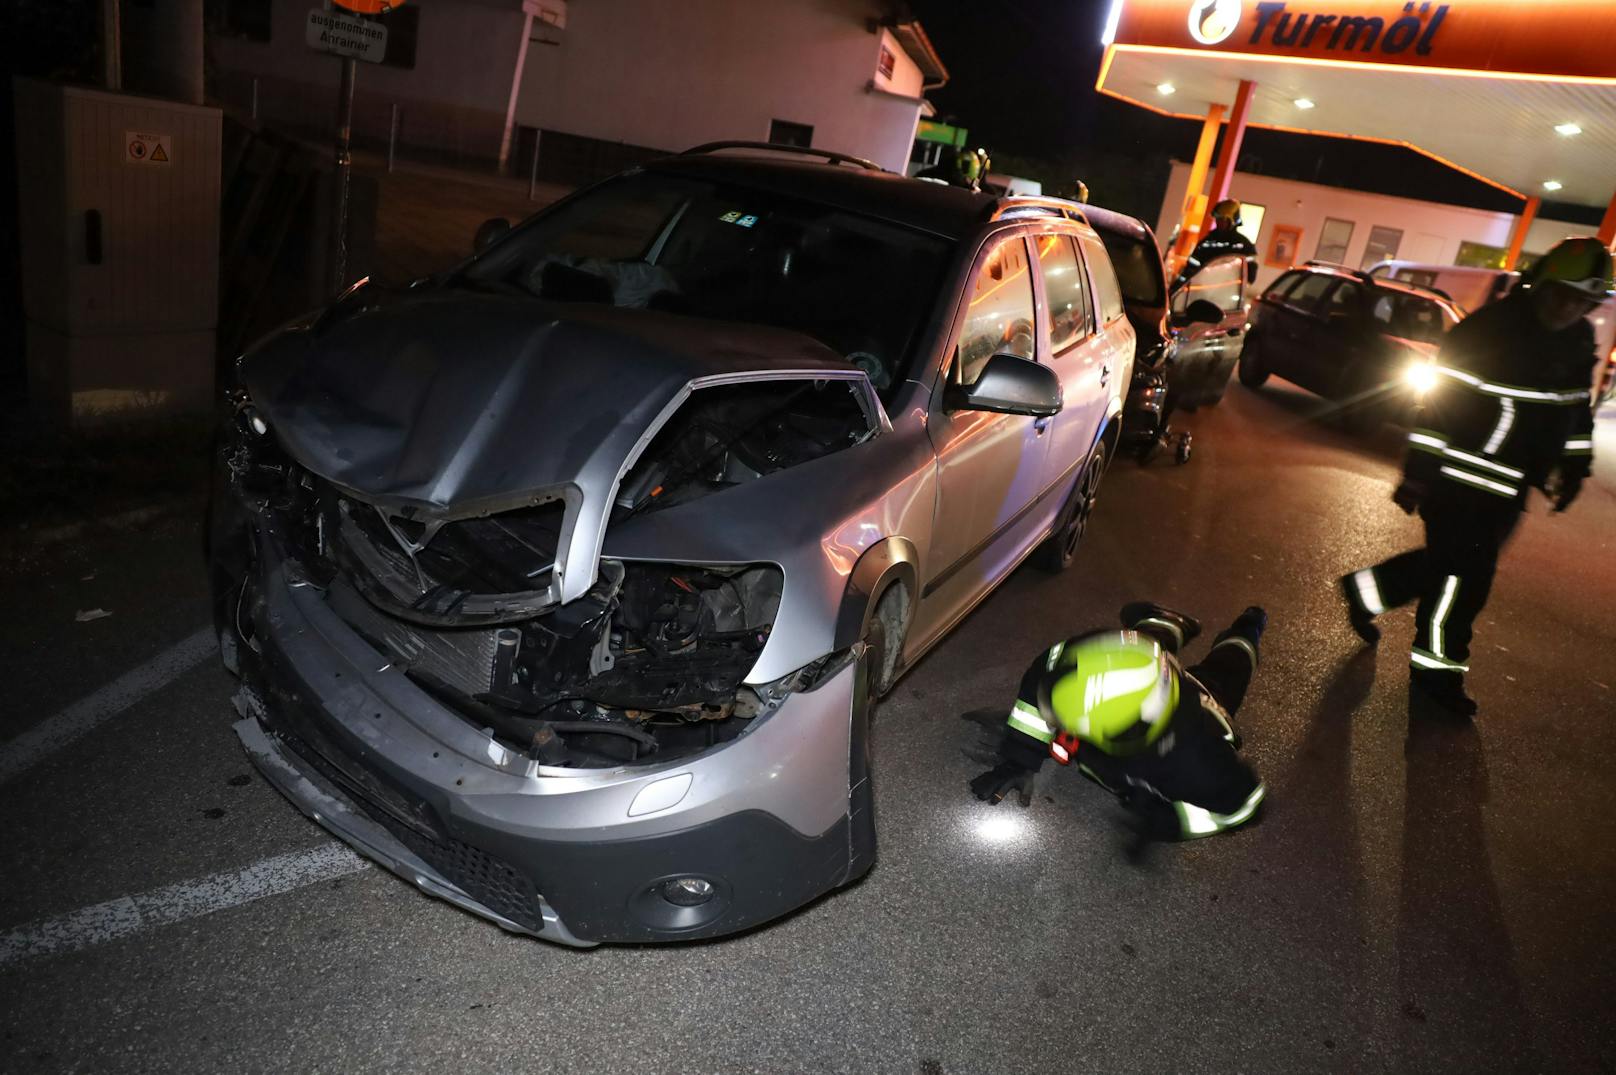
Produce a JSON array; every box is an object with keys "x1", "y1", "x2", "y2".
[{"x1": 14, "y1": 78, "x2": 221, "y2": 425}]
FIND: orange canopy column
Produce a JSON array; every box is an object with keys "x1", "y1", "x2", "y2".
[
  {"x1": 1505, "y1": 196, "x2": 1540, "y2": 270},
  {"x1": 1598, "y1": 190, "x2": 1616, "y2": 250},
  {"x1": 1203, "y1": 79, "x2": 1256, "y2": 232},
  {"x1": 1172, "y1": 103, "x2": 1225, "y2": 261}
]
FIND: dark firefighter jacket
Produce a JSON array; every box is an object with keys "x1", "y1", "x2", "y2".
[
  {"x1": 1177, "y1": 225, "x2": 1256, "y2": 285},
  {"x1": 1001, "y1": 645, "x2": 1263, "y2": 837},
  {"x1": 1405, "y1": 289, "x2": 1598, "y2": 505}
]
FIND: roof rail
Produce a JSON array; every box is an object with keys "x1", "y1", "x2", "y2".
[
  {"x1": 1303, "y1": 259, "x2": 1375, "y2": 283},
  {"x1": 987, "y1": 195, "x2": 1090, "y2": 224},
  {"x1": 680, "y1": 141, "x2": 885, "y2": 172}
]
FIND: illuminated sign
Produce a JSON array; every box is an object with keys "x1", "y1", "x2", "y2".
[
  {"x1": 1245, "y1": 1, "x2": 1447, "y2": 55},
  {"x1": 1109, "y1": 0, "x2": 1616, "y2": 80},
  {"x1": 1188, "y1": 0, "x2": 1242, "y2": 45}
]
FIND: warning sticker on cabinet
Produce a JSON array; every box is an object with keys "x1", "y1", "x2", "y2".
[{"x1": 125, "y1": 132, "x2": 172, "y2": 165}]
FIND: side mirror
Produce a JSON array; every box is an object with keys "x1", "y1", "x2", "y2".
[
  {"x1": 473, "y1": 217, "x2": 511, "y2": 254},
  {"x1": 1177, "y1": 299, "x2": 1224, "y2": 326},
  {"x1": 946, "y1": 354, "x2": 1063, "y2": 417}
]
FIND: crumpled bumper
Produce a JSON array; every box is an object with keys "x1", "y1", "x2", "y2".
[{"x1": 233, "y1": 549, "x2": 871, "y2": 946}]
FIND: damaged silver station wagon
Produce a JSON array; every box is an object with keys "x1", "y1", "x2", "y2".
[{"x1": 211, "y1": 144, "x2": 1136, "y2": 946}]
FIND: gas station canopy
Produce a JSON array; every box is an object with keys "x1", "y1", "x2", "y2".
[{"x1": 1099, "y1": 0, "x2": 1616, "y2": 208}]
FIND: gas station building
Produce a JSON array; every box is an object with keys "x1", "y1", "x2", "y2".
[{"x1": 1096, "y1": 0, "x2": 1616, "y2": 273}]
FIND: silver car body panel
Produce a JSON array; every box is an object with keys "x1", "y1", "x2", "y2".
[
  {"x1": 230, "y1": 200, "x2": 1134, "y2": 943},
  {"x1": 240, "y1": 294, "x2": 879, "y2": 607}
]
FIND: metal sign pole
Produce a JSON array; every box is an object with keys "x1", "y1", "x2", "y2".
[{"x1": 331, "y1": 54, "x2": 356, "y2": 293}]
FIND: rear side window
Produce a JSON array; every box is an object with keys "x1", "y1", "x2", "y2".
[
  {"x1": 1037, "y1": 234, "x2": 1091, "y2": 353},
  {"x1": 956, "y1": 237, "x2": 1035, "y2": 386},
  {"x1": 1265, "y1": 270, "x2": 1305, "y2": 300},
  {"x1": 1077, "y1": 233, "x2": 1125, "y2": 324},
  {"x1": 1286, "y1": 273, "x2": 1336, "y2": 313}
]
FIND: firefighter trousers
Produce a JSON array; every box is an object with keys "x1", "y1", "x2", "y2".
[{"x1": 1347, "y1": 490, "x2": 1521, "y2": 678}]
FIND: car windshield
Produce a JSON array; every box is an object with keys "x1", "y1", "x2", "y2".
[
  {"x1": 1370, "y1": 290, "x2": 1458, "y2": 344},
  {"x1": 1094, "y1": 232, "x2": 1165, "y2": 307},
  {"x1": 458, "y1": 171, "x2": 954, "y2": 401}
]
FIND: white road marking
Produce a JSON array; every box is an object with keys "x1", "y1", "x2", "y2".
[
  {"x1": 0, "y1": 627, "x2": 215, "y2": 786},
  {"x1": 0, "y1": 843, "x2": 370, "y2": 966}
]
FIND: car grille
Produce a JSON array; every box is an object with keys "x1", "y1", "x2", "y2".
[{"x1": 259, "y1": 699, "x2": 546, "y2": 934}]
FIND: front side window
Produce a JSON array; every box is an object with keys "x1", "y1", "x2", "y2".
[
  {"x1": 460, "y1": 173, "x2": 953, "y2": 403},
  {"x1": 1037, "y1": 234, "x2": 1091, "y2": 354},
  {"x1": 955, "y1": 237, "x2": 1035, "y2": 386},
  {"x1": 1076, "y1": 233, "x2": 1125, "y2": 324}
]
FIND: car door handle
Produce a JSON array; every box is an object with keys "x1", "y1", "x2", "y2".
[
  {"x1": 1033, "y1": 417, "x2": 1050, "y2": 435},
  {"x1": 1099, "y1": 364, "x2": 1110, "y2": 388}
]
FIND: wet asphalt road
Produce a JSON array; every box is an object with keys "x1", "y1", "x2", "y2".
[{"x1": 3, "y1": 380, "x2": 1614, "y2": 1075}]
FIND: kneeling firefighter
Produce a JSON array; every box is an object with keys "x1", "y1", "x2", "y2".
[{"x1": 970, "y1": 603, "x2": 1268, "y2": 841}]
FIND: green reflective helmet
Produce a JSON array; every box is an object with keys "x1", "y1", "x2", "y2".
[
  {"x1": 1038, "y1": 631, "x2": 1181, "y2": 756},
  {"x1": 1530, "y1": 236, "x2": 1615, "y2": 300}
]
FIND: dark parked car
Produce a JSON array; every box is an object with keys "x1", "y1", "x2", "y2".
[
  {"x1": 1238, "y1": 262, "x2": 1462, "y2": 430},
  {"x1": 1083, "y1": 205, "x2": 1245, "y2": 462}
]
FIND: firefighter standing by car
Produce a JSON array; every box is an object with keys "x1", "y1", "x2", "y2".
[
  {"x1": 1339, "y1": 236, "x2": 1610, "y2": 718},
  {"x1": 1173, "y1": 198, "x2": 1256, "y2": 291},
  {"x1": 970, "y1": 602, "x2": 1268, "y2": 841}
]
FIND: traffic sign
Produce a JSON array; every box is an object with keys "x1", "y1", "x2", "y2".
[
  {"x1": 331, "y1": 0, "x2": 405, "y2": 13},
  {"x1": 306, "y1": 9, "x2": 388, "y2": 63}
]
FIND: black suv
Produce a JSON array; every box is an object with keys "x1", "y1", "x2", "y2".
[{"x1": 1238, "y1": 262, "x2": 1462, "y2": 430}]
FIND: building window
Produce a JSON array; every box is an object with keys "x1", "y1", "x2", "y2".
[
  {"x1": 877, "y1": 44, "x2": 896, "y2": 81},
  {"x1": 1235, "y1": 201, "x2": 1265, "y2": 247},
  {"x1": 1360, "y1": 225, "x2": 1404, "y2": 270},
  {"x1": 1314, "y1": 217, "x2": 1355, "y2": 264},
  {"x1": 214, "y1": 0, "x2": 271, "y2": 42},
  {"x1": 1455, "y1": 241, "x2": 1509, "y2": 270},
  {"x1": 768, "y1": 120, "x2": 813, "y2": 148}
]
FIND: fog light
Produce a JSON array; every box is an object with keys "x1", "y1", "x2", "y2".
[
  {"x1": 661, "y1": 877, "x2": 715, "y2": 906},
  {"x1": 1404, "y1": 363, "x2": 1438, "y2": 395}
]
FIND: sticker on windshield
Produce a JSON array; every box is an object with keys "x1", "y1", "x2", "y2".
[
  {"x1": 719, "y1": 211, "x2": 741, "y2": 223},
  {"x1": 718, "y1": 211, "x2": 759, "y2": 228}
]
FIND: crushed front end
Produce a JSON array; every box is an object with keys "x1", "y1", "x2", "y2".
[{"x1": 212, "y1": 392, "x2": 874, "y2": 946}]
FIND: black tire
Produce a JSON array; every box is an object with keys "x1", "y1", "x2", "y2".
[
  {"x1": 864, "y1": 585, "x2": 909, "y2": 699},
  {"x1": 1036, "y1": 440, "x2": 1107, "y2": 573},
  {"x1": 1237, "y1": 332, "x2": 1270, "y2": 388}
]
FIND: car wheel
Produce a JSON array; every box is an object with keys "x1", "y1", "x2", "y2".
[
  {"x1": 1037, "y1": 440, "x2": 1107, "y2": 573},
  {"x1": 1237, "y1": 332, "x2": 1270, "y2": 388},
  {"x1": 863, "y1": 585, "x2": 909, "y2": 699}
]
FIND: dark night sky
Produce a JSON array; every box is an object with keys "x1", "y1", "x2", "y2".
[{"x1": 906, "y1": 0, "x2": 1592, "y2": 220}]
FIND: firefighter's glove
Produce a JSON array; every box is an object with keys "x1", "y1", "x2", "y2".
[
  {"x1": 1554, "y1": 473, "x2": 1583, "y2": 513},
  {"x1": 1392, "y1": 480, "x2": 1426, "y2": 515},
  {"x1": 971, "y1": 761, "x2": 1036, "y2": 808}
]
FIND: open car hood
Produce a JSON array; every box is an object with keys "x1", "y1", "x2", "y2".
[{"x1": 241, "y1": 290, "x2": 872, "y2": 603}]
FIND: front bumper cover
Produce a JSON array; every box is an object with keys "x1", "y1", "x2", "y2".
[{"x1": 234, "y1": 548, "x2": 871, "y2": 946}]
